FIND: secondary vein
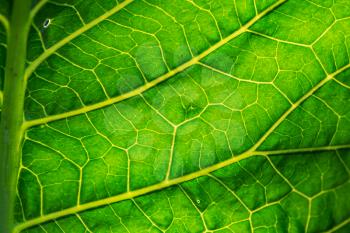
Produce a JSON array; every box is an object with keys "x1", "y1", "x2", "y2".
[
  {"x1": 23, "y1": 0, "x2": 288, "y2": 130},
  {"x1": 0, "y1": 14, "x2": 9, "y2": 34},
  {"x1": 16, "y1": 62, "x2": 350, "y2": 232},
  {"x1": 13, "y1": 143, "x2": 349, "y2": 232},
  {"x1": 24, "y1": 0, "x2": 135, "y2": 81}
]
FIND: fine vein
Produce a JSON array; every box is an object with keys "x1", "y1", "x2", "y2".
[
  {"x1": 24, "y1": 0, "x2": 135, "y2": 81},
  {"x1": 24, "y1": 0, "x2": 288, "y2": 130},
  {"x1": 13, "y1": 143, "x2": 348, "y2": 232},
  {"x1": 16, "y1": 58, "x2": 350, "y2": 230}
]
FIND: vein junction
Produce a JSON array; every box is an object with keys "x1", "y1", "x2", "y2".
[{"x1": 7, "y1": 1, "x2": 350, "y2": 232}]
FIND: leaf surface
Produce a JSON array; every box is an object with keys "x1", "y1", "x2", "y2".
[{"x1": 2, "y1": 0, "x2": 350, "y2": 232}]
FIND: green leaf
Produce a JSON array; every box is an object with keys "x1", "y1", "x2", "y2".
[{"x1": 0, "y1": 0, "x2": 349, "y2": 232}]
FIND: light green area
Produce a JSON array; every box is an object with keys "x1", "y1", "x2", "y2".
[
  {"x1": 0, "y1": 15, "x2": 6, "y2": 107},
  {"x1": 0, "y1": 0, "x2": 349, "y2": 232}
]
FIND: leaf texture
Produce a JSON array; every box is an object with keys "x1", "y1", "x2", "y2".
[{"x1": 1, "y1": 0, "x2": 349, "y2": 232}]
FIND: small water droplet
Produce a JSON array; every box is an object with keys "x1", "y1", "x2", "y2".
[{"x1": 196, "y1": 199, "x2": 200, "y2": 204}]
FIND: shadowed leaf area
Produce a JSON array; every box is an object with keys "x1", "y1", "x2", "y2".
[{"x1": 1, "y1": 0, "x2": 350, "y2": 232}]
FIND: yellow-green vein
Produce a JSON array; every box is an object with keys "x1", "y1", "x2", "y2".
[
  {"x1": 24, "y1": 0, "x2": 135, "y2": 81},
  {"x1": 0, "y1": 14, "x2": 9, "y2": 34},
  {"x1": 23, "y1": 0, "x2": 288, "y2": 130}
]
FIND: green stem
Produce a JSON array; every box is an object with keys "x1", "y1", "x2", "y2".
[{"x1": 0, "y1": 0, "x2": 32, "y2": 232}]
